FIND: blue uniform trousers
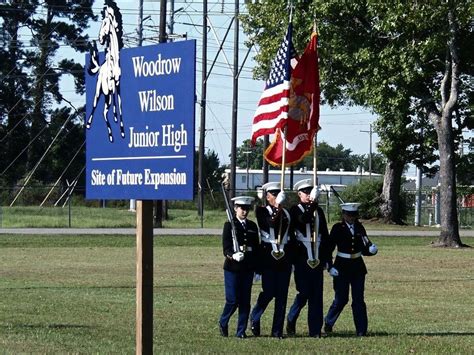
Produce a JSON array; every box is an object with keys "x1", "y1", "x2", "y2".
[
  {"x1": 219, "y1": 269, "x2": 254, "y2": 337},
  {"x1": 251, "y1": 268, "x2": 291, "y2": 336},
  {"x1": 325, "y1": 273, "x2": 368, "y2": 334},
  {"x1": 287, "y1": 264, "x2": 324, "y2": 336}
]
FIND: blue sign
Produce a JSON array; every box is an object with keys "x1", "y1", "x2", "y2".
[{"x1": 85, "y1": 40, "x2": 196, "y2": 200}]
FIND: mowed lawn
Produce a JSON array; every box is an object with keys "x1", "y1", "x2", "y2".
[{"x1": 0, "y1": 235, "x2": 472, "y2": 353}]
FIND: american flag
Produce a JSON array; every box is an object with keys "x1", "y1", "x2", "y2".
[
  {"x1": 251, "y1": 24, "x2": 296, "y2": 144},
  {"x1": 265, "y1": 31, "x2": 321, "y2": 167}
]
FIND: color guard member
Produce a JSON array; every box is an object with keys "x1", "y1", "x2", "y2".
[
  {"x1": 286, "y1": 179, "x2": 331, "y2": 337},
  {"x1": 250, "y1": 182, "x2": 292, "y2": 339},
  {"x1": 324, "y1": 203, "x2": 378, "y2": 336},
  {"x1": 219, "y1": 196, "x2": 260, "y2": 338}
]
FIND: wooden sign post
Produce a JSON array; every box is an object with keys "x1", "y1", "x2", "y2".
[{"x1": 136, "y1": 200, "x2": 154, "y2": 354}]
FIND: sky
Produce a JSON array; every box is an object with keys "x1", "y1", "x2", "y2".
[{"x1": 61, "y1": 1, "x2": 382, "y2": 172}]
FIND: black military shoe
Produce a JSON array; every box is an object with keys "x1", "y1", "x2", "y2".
[
  {"x1": 218, "y1": 322, "x2": 228, "y2": 337},
  {"x1": 356, "y1": 331, "x2": 367, "y2": 337},
  {"x1": 324, "y1": 323, "x2": 333, "y2": 333},
  {"x1": 310, "y1": 333, "x2": 322, "y2": 338},
  {"x1": 271, "y1": 332, "x2": 284, "y2": 339},
  {"x1": 250, "y1": 320, "x2": 260, "y2": 337},
  {"x1": 236, "y1": 333, "x2": 247, "y2": 339},
  {"x1": 286, "y1": 318, "x2": 296, "y2": 336}
]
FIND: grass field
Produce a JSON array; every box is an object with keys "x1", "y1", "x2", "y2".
[
  {"x1": 0, "y1": 234, "x2": 473, "y2": 353},
  {"x1": 0, "y1": 206, "x2": 225, "y2": 228}
]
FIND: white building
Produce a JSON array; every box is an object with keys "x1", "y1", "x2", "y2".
[{"x1": 224, "y1": 167, "x2": 382, "y2": 191}]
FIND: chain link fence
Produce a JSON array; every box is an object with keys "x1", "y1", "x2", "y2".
[
  {"x1": 0, "y1": 185, "x2": 472, "y2": 228},
  {"x1": 404, "y1": 188, "x2": 473, "y2": 228}
]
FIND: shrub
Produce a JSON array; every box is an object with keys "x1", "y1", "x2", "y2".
[{"x1": 340, "y1": 179, "x2": 384, "y2": 219}]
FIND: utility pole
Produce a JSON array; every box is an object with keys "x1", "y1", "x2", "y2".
[
  {"x1": 198, "y1": 0, "x2": 208, "y2": 221},
  {"x1": 154, "y1": 0, "x2": 167, "y2": 228},
  {"x1": 168, "y1": 0, "x2": 174, "y2": 35},
  {"x1": 136, "y1": 1, "x2": 153, "y2": 354},
  {"x1": 131, "y1": 0, "x2": 145, "y2": 213},
  {"x1": 159, "y1": 0, "x2": 167, "y2": 43},
  {"x1": 414, "y1": 166, "x2": 422, "y2": 226},
  {"x1": 230, "y1": 0, "x2": 239, "y2": 198},
  {"x1": 414, "y1": 127, "x2": 424, "y2": 227},
  {"x1": 360, "y1": 123, "x2": 373, "y2": 179},
  {"x1": 161, "y1": 0, "x2": 178, "y2": 222},
  {"x1": 243, "y1": 151, "x2": 251, "y2": 190},
  {"x1": 138, "y1": 0, "x2": 144, "y2": 46}
]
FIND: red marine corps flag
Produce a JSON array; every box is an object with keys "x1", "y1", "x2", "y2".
[
  {"x1": 264, "y1": 31, "x2": 320, "y2": 166},
  {"x1": 251, "y1": 24, "x2": 296, "y2": 144}
]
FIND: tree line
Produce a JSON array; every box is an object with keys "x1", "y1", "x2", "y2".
[{"x1": 236, "y1": 138, "x2": 385, "y2": 173}]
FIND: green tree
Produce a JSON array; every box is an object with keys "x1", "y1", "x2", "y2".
[
  {"x1": 341, "y1": 179, "x2": 384, "y2": 220},
  {"x1": 351, "y1": 153, "x2": 386, "y2": 175},
  {"x1": 235, "y1": 138, "x2": 265, "y2": 170},
  {"x1": 311, "y1": 142, "x2": 353, "y2": 171},
  {"x1": 242, "y1": 0, "x2": 473, "y2": 246},
  {"x1": 194, "y1": 149, "x2": 225, "y2": 193},
  {"x1": 26, "y1": 0, "x2": 95, "y2": 182},
  {"x1": 0, "y1": 1, "x2": 36, "y2": 184}
]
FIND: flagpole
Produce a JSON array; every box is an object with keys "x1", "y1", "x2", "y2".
[
  {"x1": 312, "y1": 20, "x2": 320, "y2": 266},
  {"x1": 312, "y1": 20, "x2": 319, "y2": 195},
  {"x1": 277, "y1": 126, "x2": 287, "y2": 247},
  {"x1": 280, "y1": 129, "x2": 287, "y2": 190},
  {"x1": 313, "y1": 134, "x2": 317, "y2": 187},
  {"x1": 288, "y1": 0, "x2": 294, "y2": 23},
  {"x1": 275, "y1": 0, "x2": 293, "y2": 249}
]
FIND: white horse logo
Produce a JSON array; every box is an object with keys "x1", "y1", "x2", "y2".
[{"x1": 86, "y1": 0, "x2": 124, "y2": 143}]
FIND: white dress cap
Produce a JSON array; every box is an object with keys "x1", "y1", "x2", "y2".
[
  {"x1": 340, "y1": 203, "x2": 361, "y2": 212},
  {"x1": 231, "y1": 196, "x2": 255, "y2": 206},
  {"x1": 262, "y1": 181, "x2": 281, "y2": 192},
  {"x1": 294, "y1": 179, "x2": 313, "y2": 191}
]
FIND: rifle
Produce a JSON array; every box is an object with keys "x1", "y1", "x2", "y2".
[
  {"x1": 308, "y1": 207, "x2": 320, "y2": 268},
  {"x1": 330, "y1": 185, "x2": 345, "y2": 204},
  {"x1": 221, "y1": 182, "x2": 239, "y2": 253},
  {"x1": 309, "y1": 134, "x2": 320, "y2": 268}
]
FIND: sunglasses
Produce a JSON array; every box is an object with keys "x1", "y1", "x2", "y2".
[{"x1": 343, "y1": 211, "x2": 358, "y2": 216}]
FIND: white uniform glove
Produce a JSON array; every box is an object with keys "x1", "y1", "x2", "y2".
[
  {"x1": 309, "y1": 186, "x2": 319, "y2": 201},
  {"x1": 369, "y1": 243, "x2": 378, "y2": 255},
  {"x1": 275, "y1": 191, "x2": 286, "y2": 205},
  {"x1": 329, "y1": 267, "x2": 339, "y2": 277},
  {"x1": 232, "y1": 252, "x2": 245, "y2": 262},
  {"x1": 253, "y1": 273, "x2": 262, "y2": 282}
]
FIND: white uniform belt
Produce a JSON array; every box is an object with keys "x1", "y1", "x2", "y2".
[
  {"x1": 239, "y1": 246, "x2": 252, "y2": 251},
  {"x1": 261, "y1": 238, "x2": 277, "y2": 244},
  {"x1": 337, "y1": 251, "x2": 361, "y2": 259}
]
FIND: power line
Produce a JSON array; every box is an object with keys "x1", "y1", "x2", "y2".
[
  {"x1": 0, "y1": 124, "x2": 48, "y2": 177},
  {"x1": 39, "y1": 140, "x2": 85, "y2": 207},
  {"x1": 9, "y1": 112, "x2": 74, "y2": 206}
]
